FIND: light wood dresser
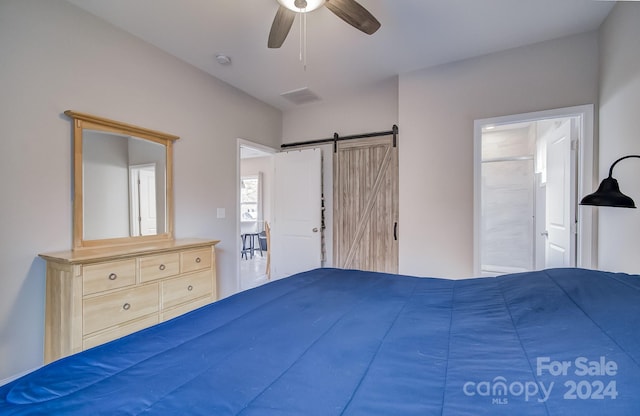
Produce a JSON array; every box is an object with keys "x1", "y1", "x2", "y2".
[{"x1": 39, "y1": 238, "x2": 219, "y2": 363}]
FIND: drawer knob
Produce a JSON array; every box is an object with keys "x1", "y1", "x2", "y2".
[
  {"x1": 159, "y1": 264, "x2": 166, "y2": 271},
  {"x1": 187, "y1": 285, "x2": 194, "y2": 291},
  {"x1": 123, "y1": 303, "x2": 131, "y2": 311},
  {"x1": 195, "y1": 257, "x2": 201, "y2": 263},
  {"x1": 108, "y1": 273, "x2": 118, "y2": 281}
]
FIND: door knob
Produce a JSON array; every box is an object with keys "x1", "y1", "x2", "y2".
[
  {"x1": 541, "y1": 231, "x2": 549, "y2": 237},
  {"x1": 312, "y1": 228, "x2": 319, "y2": 232}
]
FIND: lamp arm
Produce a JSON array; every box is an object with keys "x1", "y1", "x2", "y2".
[{"x1": 608, "y1": 155, "x2": 640, "y2": 178}]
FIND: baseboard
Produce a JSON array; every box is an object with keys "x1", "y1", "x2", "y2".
[{"x1": 0, "y1": 366, "x2": 41, "y2": 387}]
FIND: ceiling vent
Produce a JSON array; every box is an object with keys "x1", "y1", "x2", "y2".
[{"x1": 280, "y1": 87, "x2": 321, "y2": 105}]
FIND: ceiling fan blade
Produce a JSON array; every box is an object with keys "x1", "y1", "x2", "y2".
[
  {"x1": 268, "y1": 6, "x2": 296, "y2": 48},
  {"x1": 325, "y1": 0, "x2": 380, "y2": 35}
]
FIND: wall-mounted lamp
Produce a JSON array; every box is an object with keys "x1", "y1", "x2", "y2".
[{"x1": 580, "y1": 155, "x2": 640, "y2": 208}]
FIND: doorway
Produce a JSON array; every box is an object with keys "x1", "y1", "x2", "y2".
[
  {"x1": 129, "y1": 163, "x2": 158, "y2": 236},
  {"x1": 473, "y1": 105, "x2": 595, "y2": 276},
  {"x1": 238, "y1": 141, "x2": 275, "y2": 291},
  {"x1": 236, "y1": 140, "x2": 329, "y2": 291}
]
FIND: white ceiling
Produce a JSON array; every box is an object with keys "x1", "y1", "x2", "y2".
[{"x1": 64, "y1": 0, "x2": 614, "y2": 111}]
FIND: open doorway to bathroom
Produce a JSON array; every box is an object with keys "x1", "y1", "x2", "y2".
[
  {"x1": 473, "y1": 105, "x2": 595, "y2": 276},
  {"x1": 238, "y1": 141, "x2": 275, "y2": 291}
]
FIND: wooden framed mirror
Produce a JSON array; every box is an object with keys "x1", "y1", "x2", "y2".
[{"x1": 65, "y1": 111, "x2": 179, "y2": 249}]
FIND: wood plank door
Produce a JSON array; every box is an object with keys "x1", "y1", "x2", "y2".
[{"x1": 334, "y1": 135, "x2": 398, "y2": 273}]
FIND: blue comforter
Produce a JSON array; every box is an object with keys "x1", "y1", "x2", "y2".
[{"x1": 1, "y1": 268, "x2": 639, "y2": 415}]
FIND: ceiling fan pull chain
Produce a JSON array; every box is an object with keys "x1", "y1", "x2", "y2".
[
  {"x1": 296, "y1": 4, "x2": 308, "y2": 71},
  {"x1": 303, "y1": 10, "x2": 308, "y2": 70},
  {"x1": 299, "y1": 5, "x2": 303, "y2": 63}
]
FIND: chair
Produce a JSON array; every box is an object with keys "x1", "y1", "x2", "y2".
[
  {"x1": 241, "y1": 232, "x2": 261, "y2": 259},
  {"x1": 240, "y1": 234, "x2": 252, "y2": 259},
  {"x1": 258, "y1": 231, "x2": 267, "y2": 252}
]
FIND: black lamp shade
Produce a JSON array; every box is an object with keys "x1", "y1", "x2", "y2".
[{"x1": 580, "y1": 177, "x2": 636, "y2": 208}]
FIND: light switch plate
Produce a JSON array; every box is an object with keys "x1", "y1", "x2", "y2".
[{"x1": 216, "y1": 208, "x2": 225, "y2": 219}]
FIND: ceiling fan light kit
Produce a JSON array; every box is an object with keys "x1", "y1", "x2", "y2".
[{"x1": 277, "y1": 0, "x2": 325, "y2": 13}]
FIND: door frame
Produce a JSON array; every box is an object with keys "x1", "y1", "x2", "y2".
[
  {"x1": 236, "y1": 139, "x2": 277, "y2": 292},
  {"x1": 473, "y1": 104, "x2": 595, "y2": 275}
]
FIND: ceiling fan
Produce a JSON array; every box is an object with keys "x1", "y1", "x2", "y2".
[{"x1": 268, "y1": 0, "x2": 381, "y2": 48}]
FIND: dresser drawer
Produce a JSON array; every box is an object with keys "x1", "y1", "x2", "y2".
[
  {"x1": 162, "y1": 269, "x2": 213, "y2": 310},
  {"x1": 180, "y1": 248, "x2": 212, "y2": 273},
  {"x1": 83, "y1": 259, "x2": 136, "y2": 295},
  {"x1": 83, "y1": 314, "x2": 159, "y2": 350},
  {"x1": 140, "y1": 253, "x2": 180, "y2": 282},
  {"x1": 162, "y1": 297, "x2": 211, "y2": 321},
  {"x1": 83, "y1": 284, "x2": 159, "y2": 335}
]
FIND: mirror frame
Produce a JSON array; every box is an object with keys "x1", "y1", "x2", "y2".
[{"x1": 65, "y1": 110, "x2": 180, "y2": 249}]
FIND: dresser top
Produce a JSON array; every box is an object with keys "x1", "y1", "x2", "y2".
[{"x1": 39, "y1": 238, "x2": 220, "y2": 264}]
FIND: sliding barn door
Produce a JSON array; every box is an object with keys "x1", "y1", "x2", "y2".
[{"x1": 334, "y1": 136, "x2": 398, "y2": 273}]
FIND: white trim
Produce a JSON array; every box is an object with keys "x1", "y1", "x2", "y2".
[
  {"x1": 237, "y1": 139, "x2": 278, "y2": 157},
  {"x1": 481, "y1": 264, "x2": 531, "y2": 275},
  {"x1": 1, "y1": 366, "x2": 41, "y2": 386},
  {"x1": 473, "y1": 105, "x2": 595, "y2": 275},
  {"x1": 236, "y1": 139, "x2": 277, "y2": 294}
]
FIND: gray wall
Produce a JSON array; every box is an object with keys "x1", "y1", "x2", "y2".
[
  {"x1": 398, "y1": 32, "x2": 600, "y2": 278},
  {"x1": 282, "y1": 77, "x2": 399, "y2": 141},
  {"x1": 83, "y1": 132, "x2": 130, "y2": 239},
  {"x1": 281, "y1": 32, "x2": 600, "y2": 280},
  {"x1": 598, "y1": 3, "x2": 640, "y2": 273},
  {"x1": 0, "y1": 0, "x2": 281, "y2": 382}
]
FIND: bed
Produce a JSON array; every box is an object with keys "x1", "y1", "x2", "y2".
[{"x1": 1, "y1": 267, "x2": 639, "y2": 415}]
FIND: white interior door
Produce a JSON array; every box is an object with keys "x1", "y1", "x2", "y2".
[
  {"x1": 129, "y1": 164, "x2": 157, "y2": 236},
  {"x1": 544, "y1": 120, "x2": 576, "y2": 268},
  {"x1": 138, "y1": 166, "x2": 157, "y2": 235},
  {"x1": 271, "y1": 148, "x2": 322, "y2": 279}
]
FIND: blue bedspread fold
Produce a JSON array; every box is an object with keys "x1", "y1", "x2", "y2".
[{"x1": 1, "y1": 268, "x2": 639, "y2": 415}]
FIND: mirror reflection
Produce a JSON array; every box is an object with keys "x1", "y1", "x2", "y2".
[{"x1": 83, "y1": 130, "x2": 167, "y2": 240}]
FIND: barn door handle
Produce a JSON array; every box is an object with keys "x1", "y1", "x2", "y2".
[{"x1": 394, "y1": 222, "x2": 398, "y2": 241}]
